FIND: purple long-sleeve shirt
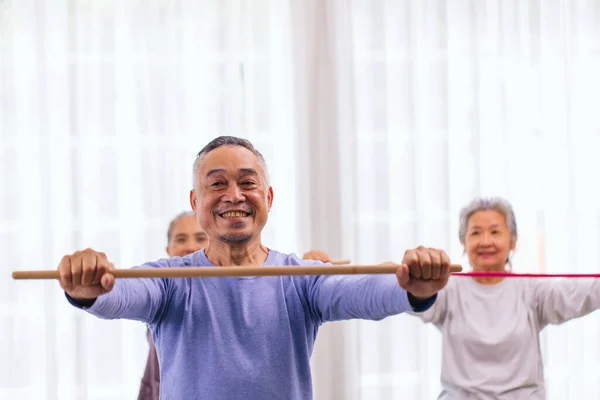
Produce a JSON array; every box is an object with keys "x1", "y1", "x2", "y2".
[{"x1": 67, "y1": 249, "x2": 435, "y2": 399}]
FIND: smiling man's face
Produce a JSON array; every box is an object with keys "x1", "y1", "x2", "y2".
[{"x1": 190, "y1": 145, "x2": 273, "y2": 245}]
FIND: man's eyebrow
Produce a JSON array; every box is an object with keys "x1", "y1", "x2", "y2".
[
  {"x1": 239, "y1": 168, "x2": 259, "y2": 177},
  {"x1": 206, "y1": 168, "x2": 260, "y2": 179},
  {"x1": 206, "y1": 169, "x2": 226, "y2": 177}
]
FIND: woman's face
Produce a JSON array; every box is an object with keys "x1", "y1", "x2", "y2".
[
  {"x1": 464, "y1": 210, "x2": 515, "y2": 271},
  {"x1": 166, "y1": 215, "x2": 208, "y2": 257}
]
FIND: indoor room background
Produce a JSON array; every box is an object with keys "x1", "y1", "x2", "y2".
[{"x1": 1, "y1": 0, "x2": 599, "y2": 399}]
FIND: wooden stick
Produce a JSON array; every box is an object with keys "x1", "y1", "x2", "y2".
[{"x1": 12, "y1": 264, "x2": 463, "y2": 280}]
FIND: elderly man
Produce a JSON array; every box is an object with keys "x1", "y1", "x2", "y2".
[
  {"x1": 138, "y1": 212, "x2": 344, "y2": 400},
  {"x1": 58, "y1": 136, "x2": 452, "y2": 400}
]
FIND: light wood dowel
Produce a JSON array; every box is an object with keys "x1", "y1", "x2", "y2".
[{"x1": 12, "y1": 264, "x2": 463, "y2": 280}]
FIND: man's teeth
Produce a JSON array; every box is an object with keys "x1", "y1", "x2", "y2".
[{"x1": 222, "y1": 211, "x2": 248, "y2": 218}]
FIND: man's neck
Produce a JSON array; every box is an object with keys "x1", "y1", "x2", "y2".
[{"x1": 204, "y1": 239, "x2": 269, "y2": 267}]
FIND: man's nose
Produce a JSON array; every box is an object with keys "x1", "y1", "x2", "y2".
[{"x1": 224, "y1": 184, "x2": 245, "y2": 202}]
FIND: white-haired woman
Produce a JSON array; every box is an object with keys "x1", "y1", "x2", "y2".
[{"x1": 414, "y1": 197, "x2": 600, "y2": 399}]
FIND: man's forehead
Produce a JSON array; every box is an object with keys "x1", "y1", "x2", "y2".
[{"x1": 198, "y1": 146, "x2": 265, "y2": 175}]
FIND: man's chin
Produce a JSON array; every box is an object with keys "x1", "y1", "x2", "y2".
[{"x1": 219, "y1": 233, "x2": 253, "y2": 244}]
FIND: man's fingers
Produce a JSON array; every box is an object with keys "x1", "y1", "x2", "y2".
[
  {"x1": 58, "y1": 255, "x2": 72, "y2": 291},
  {"x1": 91, "y1": 267, "x2": 103, "y2": 285},
  {"x1": 396, "y1": 247, "x2": 452, "y2": 299},
  {"x1": 81, "y1": 254, "x2": 96, "y2": 286},
  {"x1": 395, "y1": 264, "x2": 410, "y2": 288},
  {"x1": 417, "y1": 247, "x2": 432, "y2": 280},
  {"x1": 402, "y1": 247, "x2": 453, "y2": 281},
  {"x1": 57, "y1": 248, "x2": 117, "y2": 299},
  {"x1": 428, "y1": 249, "x2": 442, "y2": 280},
  {"x1": 71, "y1": 253, "x2": 83, "y2": 288},
  {"x1": 101, "y1": 274, "x2": 115, "y2": 293},
  {"x1": 97, "y1": 251, "x2": 115, "y2": 292},
  {"x1": 440, "y1": 250, "x2": 451, "y2": 277},
  {"x1": 92, "y1": 252, "x2": 114, "y2": 284},
  {"x1": 403, "y1": 250, "x2": 421, "y2": 279}
]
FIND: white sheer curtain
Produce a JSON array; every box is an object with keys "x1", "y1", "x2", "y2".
[
  {"x1": 317, "y1": 0, "x2": 600, "y2": 399},
  {"x1": 1, "y1": 1, "x2": 298, "y2": 399},
  {"x1": 3, "y1": 0, "x2": 600, "y2": 399}
]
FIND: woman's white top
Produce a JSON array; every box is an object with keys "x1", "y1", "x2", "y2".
[{"x1": 415, "y1": 276, "x2": 600, "y2": 399}]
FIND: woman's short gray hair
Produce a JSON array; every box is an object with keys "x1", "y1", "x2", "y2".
[
  {"x1": 166, "y1": 211, "x2": 195, "y2": 243},
  {"x1": 458, "y1": 197, "x2": 518, "y2": 245}
]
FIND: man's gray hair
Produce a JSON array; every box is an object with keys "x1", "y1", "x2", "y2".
[
  {"x1": 192, "y1": 136, "x2": 270, "y2": 190},
  {"x1": 458, "y1": 197, "x2": 518, "y2": 245},
  {"x1": 166, "y1": 211, "x2": 195, "y2": 243}
]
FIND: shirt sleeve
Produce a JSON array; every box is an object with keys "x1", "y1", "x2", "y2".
[
  {"x1": 304, "y1": 260, "x2": 436, "y2": 323},
  {"x1": 407, "y1": 278, "x2": 452, "y2": 328},
  {"x1": 531, "y1": 278, "x2": 600, "y2": 328},
  {"x1": 64, "y1": 257, "x2": 178, "y2": 325}
]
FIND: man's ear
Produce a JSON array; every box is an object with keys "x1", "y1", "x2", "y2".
[
  {"x1": 190, "y1": 189, "x2": 197, "y2": 212},
  {"x1": 267, "y1": 186, "x2": 274, "y2": 212}
]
